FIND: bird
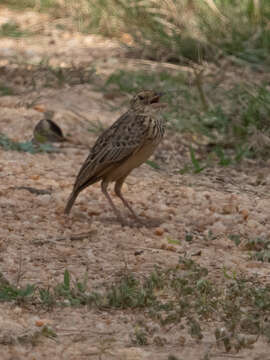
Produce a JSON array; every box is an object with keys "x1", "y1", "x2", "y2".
[
  {"x1": 32, "y1": 111, "x2": 65, "y2": 144},
  {"x1": 64, "y1": 90, "x2": 167, "y2": 226}
]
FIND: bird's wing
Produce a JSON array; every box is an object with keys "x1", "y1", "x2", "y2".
[
  {"x1": 72, "y1": 110, "x2": 149, "y2": 191},
  {"x1": 33, "y1": 119, "x2": 64, "y2": 142},
  {"x1": 47, "y1": 119, "x2": 64, "y2": 138}
]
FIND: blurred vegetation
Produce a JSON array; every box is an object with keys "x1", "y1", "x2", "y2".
[
  {"x1": 0, "y1": 0, "x2": 62, "y2": 12},
  {"x1": 104, "y1": 69, "x2": 270, "y2": 169},
  {"x1": 2, "y1": 0, "x2": 269, "y2": 68},
  {"x1": 0, "y1": 133, "x2": 56, "y2": 153},
  {"x1": 80, "y1": 0, "x2": 270, "y2": 65},
  {"x1": 1, "y1": 0, "x2": 270, "y2": 168},
  {"x1": 3, "y1": 0, "x2": 270, "y2": 65},
  {"x1": 0, "y1": 21, "x2": 32, "y2": 37}
]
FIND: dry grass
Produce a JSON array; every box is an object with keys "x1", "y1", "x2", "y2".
[{"x1": 3, "y1": 0, "x2": 270, "y2": 64}]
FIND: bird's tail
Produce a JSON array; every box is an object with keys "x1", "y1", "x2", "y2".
[
  {"x1": 64, "y1": 191, "x2": 78, "y2": 214},
  {"x1": 64, "y1": 177, "x2": 100, "y2": 215}
]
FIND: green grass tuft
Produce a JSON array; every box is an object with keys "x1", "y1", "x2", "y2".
[
  {"x1": 0, "y1": 84, "x2": 15, "y2": 96},
  {"x1": 0, "y1": 133, "x2": 56, "y2": 154},
  {"x1": 0, "y1": 22, "x2": 32, "y2": 38},
  {"x1": 2, "y1": 263, "x2": 270, "y2": 347}
]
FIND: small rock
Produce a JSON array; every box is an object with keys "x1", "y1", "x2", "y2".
[
  {"x1": 13, "y1": 307, "x2": 22, "y2": 315},
  {"x1": 154, "y1": 227, "x2": 164, "y2": 236},
  {"x1": 158, "y1": 204, "x2": 168, "y2": 212},
  {"x1": 36, "y1": 194, "x2": 51, "y2": 206},
  {"x1": 247, "y1": 219, "x2": 259, "y2": 230},
  {"x1": 211, "y1": 221, "x2": 226, "y2": 234},
  {"x1": 35, "y1": 320, "x2": 44, "y2": 327},
  {"x1": 191, "y1": 250, "x2": 201, "y2": 256},
  {"x1": 240, "y1": 209, "x2": 249, "y2": 220},
  {"x1": 179, "y1": 336, "x2": 186, "y2": 345},
  {"x1": 222, "y1": 203, "x2": 235, "y2": 214},
  {"x1": 122, "y1": 183, "x2": 129, "y2": 193}
]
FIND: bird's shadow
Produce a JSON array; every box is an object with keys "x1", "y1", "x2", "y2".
[{"x1": 99, "y1": 214, "x2": 163, "y2": 229}]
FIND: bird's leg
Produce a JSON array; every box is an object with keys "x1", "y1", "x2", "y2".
[
  {"x1": 101, "y1": 180, "x2": 125, "y2": 225},
  {"x1": 114, "y1": 177, "x2": 142, "y2": 224}
]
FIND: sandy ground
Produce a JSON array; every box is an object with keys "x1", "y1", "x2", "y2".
[{"x1": 1, "y1": 6, "x2": 270, "y2": 360}]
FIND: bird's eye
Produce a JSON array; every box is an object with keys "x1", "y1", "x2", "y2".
[{"x1": 138, "y1": 94, "x2": 145, "y2": 100}]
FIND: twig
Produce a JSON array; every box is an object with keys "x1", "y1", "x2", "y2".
[
  {"x1": 37, "y1": 231, "x2": 95, "y2": 245},
  {"x1": 193, "y1": 68, "x2": 210, "y2": 112},
  {"x1": 70, "y1": 231, "x2": 95, "y2": 241},
  {"x1": 57, "y1": 329, "x2": 115, "y2": 336},
  {"x1": 12, "y1": 186, "x2": 52, "y2": 195},
  {"x1": 15, "y1": 249, "x2": 25, "y2": 286},
  {"x1": 211, "y1": 354, "x2": 244, "y2": 359}
]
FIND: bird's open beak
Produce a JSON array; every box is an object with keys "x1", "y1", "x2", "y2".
[{"x1": 150, "y1": 92, "x2": 164, "y2": 104}]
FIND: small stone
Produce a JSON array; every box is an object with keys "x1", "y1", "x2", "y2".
[
  {"x1": 87, "y1": 208, "x2": 101, "y2": 216},
  {"x1": 211, "y1": 221, "x2": 226, "y2": 234},
  {"x1": 240, "y1": 209, "x2": 249, "y2": 220},
  {"x1": 203, "y1": 192, "x2": 211, "y2": 200},
  {"x1": 222, "y1": 203, "x2": 235, "y2": 214},
  {"x1": 179, "y1": 336, "x2": 186, "y2": 345},
  {"x1": 35, "y1": 320, "x2": 44, "y2": 327},
  {"x1": 158, "y1": 204, "x2": 168, "y2": 212},
  {"x1": 13, "y1": 307, "x2": 22, "y2": 315},
  {"x1": 191, "y1": 250, "x2": 201, "y2": 256},
  {"x1": 36, "y1": 194, "x2": 51, "y2": 206},
  {"x1": 167, "y1": 245, "x2": 177, "y2": 252},
  {"x1": 247, "y1": 219, "x2": 259, "y2": 230},
  {"x1": 121, "y1": 183, "x2": 128, "y2": 193},
  {"x1": 28, "y1": 56, "x2": 42, "y2": 65},
  {"x1": 167, "y1": 207, "x2": 176, "y2": 215},
  {"x1": 30, "y1": 175, "x2": 40, "y2": 180},
  {"x1": 181, "y1": 187, "x2": 195, "y2": 199},
  {"x1": 154, "y1": 227, "x2": 164, "y2": 236}
]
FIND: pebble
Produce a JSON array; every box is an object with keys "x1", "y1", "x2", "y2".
[
  {"x1": 210, "y1": 221, "x2": 226, "y2": 234},
  {"x1": 247, "y1": 219, "x2": 259, "y2": 230},
  {"x1": 36, "y1": 194, "x2": 51, "y2": 206},
  {"x1": 240, "y1": 209, "x2": 249, "y2": 220},
  {"x1": 154, "y1": 227, "x2": 164, "y2": 236},
  {"x1": 35, "y1": 320, "x2": 45, "y2": 327},
  {"x1": 222, "y1": 203, "x2": 236, "y2": 214},
  {"x1": 13, "y1": 307, "x2": 22, "y2": 315}
]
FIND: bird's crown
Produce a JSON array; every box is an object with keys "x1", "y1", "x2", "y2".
[{"x1": 130, "y1": 90, "x2": 163, "y2": 109}]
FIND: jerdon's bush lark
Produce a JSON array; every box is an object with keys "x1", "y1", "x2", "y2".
[{"x1": 65, "y1": 90, "x2": 167, "y2": 226}]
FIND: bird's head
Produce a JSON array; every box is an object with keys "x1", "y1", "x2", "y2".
[
  {"x1": 43, "y1": 110, "x2": 55, "y2": 120},
  {"x1": 130, "y1": 90, "x2": 165, "y2": 109}
]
